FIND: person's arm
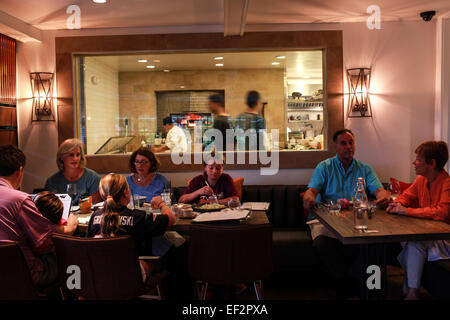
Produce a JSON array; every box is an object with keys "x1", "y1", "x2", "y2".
[
  {"x1": 395, "y1": 179, "x2": 419, "y2": 208},
  {"x1": 151, "y1": 196, "x2": 175, "y2": 226},
  {"x1": 392, "y1": 179, "x2": 450, "y2": 222},
  {"x1": 373, "y1": 188, "x2": 391, "y2": 208},
  {"x1": 55, "y1": 214, "x2": 78, "y2": 235},
  {"x1": 303, "y1": 187, "x2": 319, "y2": 209},
  {"x1": 303, "y1": 162, "x2": 326, "y2": 210},
  {"x1": 179, "y1": 186, "x2": 213, "y2": 203}
]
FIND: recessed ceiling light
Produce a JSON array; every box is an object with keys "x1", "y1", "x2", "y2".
[
  {"x1": 214, "y1": 57, "x2": 224, "y2": 60},
  {"x1": 138, "y1": 59, "x2": 147, "y2": 63},
  {"x1": 272, "y1": 62, "x2": 280, "y2": 65},
  {"x1": 146, "y1": 65, "x2": 155, "y2": 69},
  {"x1": 215, "y1": 63, "x2": 224, "y2": 67},
  {"x1": 276, "y1": 56, "x2": 286, "y2": 59},
  {"x1": 92, "y1": 0, "x2": 107, "y2": 3},
  {"x1": 303, "y1": 76, "x2": 311, "y2": 79},
  {"x1": 153, "y1": 60, "x2": 160, "y2": 62},
  {"x1": 180, "y1": 86, "x2": 185, "y2": 89},
  {"x1": 163, "y1": 70, "x2": 170, "y2": 72}
]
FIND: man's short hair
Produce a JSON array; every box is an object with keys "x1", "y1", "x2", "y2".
[
  {"x1": 246, "y1": 90, "x2": 261, "y2": 109},
  {"x1": 333, "y1": 129, "x2": 354, "y2": 142},
  {"x1": 0, "y1": 145, "x2": 26, "y2": 176},
  {"x1": 209, "y1": 94, "x2": 225, "y2": 108},
  {"x1": 163, "y1": 116, "x2": 173, "y2": 126},
  {"x1": 415, "y1": 141, "x2": 449, "y2": 171}
]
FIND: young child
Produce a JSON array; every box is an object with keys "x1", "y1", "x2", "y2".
[
  {"x1": 34, "y1": 191, "x2": 64, "y2": 225},
  {"x1": 31, "y1": 191, "x2": 64, "y2": 289}
]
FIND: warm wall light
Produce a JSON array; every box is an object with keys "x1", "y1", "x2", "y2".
[
  {"x1": 346, "y1": 68, "x2": 372, "y2": 118},
  {"x1": 30, "y1": 72, "x2": 55, "y2": 122}
]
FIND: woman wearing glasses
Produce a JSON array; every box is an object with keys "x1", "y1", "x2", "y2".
[{"x1": 127, "y1": 147, "x2": 171, "y2": 203}]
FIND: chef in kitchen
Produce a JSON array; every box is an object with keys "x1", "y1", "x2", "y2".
[{"x1": 152, "y1": 116, "x2": 188, "y2": 153}]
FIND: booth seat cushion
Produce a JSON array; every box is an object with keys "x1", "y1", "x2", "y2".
[
  {"x1": 272, "y1": 228, "x2": 319, "y2": 269},
  {"x1": 241, "y1": 185, "x2": 308, "y2": 230}
]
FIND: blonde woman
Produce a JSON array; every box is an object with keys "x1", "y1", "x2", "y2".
[{"x1": 45, "y1": 138, "x2": 100, "y2": 205}]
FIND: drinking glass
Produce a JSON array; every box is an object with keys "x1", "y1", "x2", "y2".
[
  {"x1": 327, "y1": 200, "x2": 341, "y2": 215},
  {"x1": 388, "y1": 180, "x2": 400, "y2": 201},
  {"x1": 162, "y1": 189, "x2": 173, "y2": 206},
  {"x1": 368, "y1": 202, "x2": 377, "y2": 219},
  {"x1": 67, "y1": 184, "x2": 77, "y2": 201},
  {"x1": 133, "y1": 195, "x2": 146, "y2": 208},
  {"x1": 228, "y1": 198, "x2": 241, "y2": 210}
]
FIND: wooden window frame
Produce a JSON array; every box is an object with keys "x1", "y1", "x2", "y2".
[{"x1": 55, "y1": 31, "x2": 343, "y2": 172}]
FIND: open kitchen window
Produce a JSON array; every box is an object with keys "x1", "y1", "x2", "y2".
[{"x1": 74, "y1": 50, "x2": 325, "y2": 155}]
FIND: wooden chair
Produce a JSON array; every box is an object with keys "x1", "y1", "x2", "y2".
[
  {"x1": 0, "y1": 241, "x2": 39, "y2": 300},
  {"x1": 51, "y1": 234, "x2": 164, "y2": 300},
  {"x1": 188, "y1": 224, "x2": 273, "y2": 300}
]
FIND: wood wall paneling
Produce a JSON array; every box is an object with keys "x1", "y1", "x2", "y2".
[{"x1": 0, "y1": 34, "x2": 17, "y2": 146}]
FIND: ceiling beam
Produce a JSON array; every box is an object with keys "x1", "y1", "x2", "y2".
[
  {"x1": 0, "y1": 10, "x2": 43, "y2": 42},
  {"x1": 224, "y1": 0, "x2": 249, "y2": 36}
]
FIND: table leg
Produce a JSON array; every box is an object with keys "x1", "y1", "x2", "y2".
[{"x1": 359, "y1": 243, "x2": 387, "y2": 300}]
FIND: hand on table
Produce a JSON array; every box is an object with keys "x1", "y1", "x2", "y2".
[
  {"x1": 67, "y1": 214, "x2": 79, "y2": 227},
  {"x1": 151, "y1": 196, "x2": 167, "y2": 209},
  {"x1": 386, "y1": 202, "x2": 407, "y2": 215},
  {"x1": 373, "y1": 196, "x2": 391, "y2": 209}
]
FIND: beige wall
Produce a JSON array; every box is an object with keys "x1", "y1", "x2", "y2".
[
  {"x1": 119, "y1": 69, "x2": 286, "y2": 146},
  {"x1": 342, "y1": 21, "x2": 436, "y2": 183},
  {"x1": 16, "y1": 31, "x2": 59, "y2": 192},
  {"x1": 84, "y1": 56, "x2": 120, "y2": 154}
]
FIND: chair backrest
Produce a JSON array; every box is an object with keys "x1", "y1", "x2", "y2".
[
  {"x1": 0, "y1": 241, "x2": 39, "y2": 300},
  {"x1": 188, "y1": 224, "x2": 273, "y2": 285},
  {"x1": 52, "y1": 234, "x2": 143, "y2": 300}
]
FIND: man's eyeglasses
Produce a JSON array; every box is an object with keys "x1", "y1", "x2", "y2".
[{"x1": 134, "y1": 160, "x2": 150, "y2": 165}]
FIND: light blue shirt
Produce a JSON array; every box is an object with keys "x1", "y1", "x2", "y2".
[
  {"x1": 45, "y1": 168, "x2": 100, "y2": 205},
  {"x1": 307, "y1": 156, "x2": 383, "y2": 220},
  {"x1": 126, "y1": 173, "x2": 170, "y2": 202}
]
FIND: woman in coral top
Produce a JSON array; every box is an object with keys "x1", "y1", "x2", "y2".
[{"x1": 387, "y1": 141, "x2": 450, "y2": 300}]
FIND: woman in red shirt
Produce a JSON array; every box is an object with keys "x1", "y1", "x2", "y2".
[{"x1": 387, "y1": 141, "x2": 450, "y2": 299}]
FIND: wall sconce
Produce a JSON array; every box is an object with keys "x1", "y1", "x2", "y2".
[
  {"x1": 30, "y1": 72, "x2": 55, "y2": 121},
  {"x1": 346, "y1": 68, "x2": 372, "y2": 118}
]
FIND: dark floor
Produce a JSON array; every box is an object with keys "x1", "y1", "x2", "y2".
[{"x1": 230, "y1": 265, "x2": 431, "y2": 300}]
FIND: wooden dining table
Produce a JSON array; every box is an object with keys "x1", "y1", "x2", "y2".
[
  {"x1": 75, "y1": 209, "x2": 270, "y2": 235},
  {"x1": 313, "y1": 206, "x2": 450, "y2": 300}
]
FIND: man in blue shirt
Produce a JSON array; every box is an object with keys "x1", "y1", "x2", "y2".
[{"x1": 303, "y1": 129, "x2": 390, "y2": 297}]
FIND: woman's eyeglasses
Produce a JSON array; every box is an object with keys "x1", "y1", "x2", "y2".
[{"x1": 134, "y1": 160, "x2": 150, "y2": 165}]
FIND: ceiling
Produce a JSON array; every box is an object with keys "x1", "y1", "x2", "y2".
[
  {"x1": 85, "y1": 50, "x2": 323, "y2": 80},
  {"x1": 0, "y1": 0, "x2": 448, "y2": 35}
]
